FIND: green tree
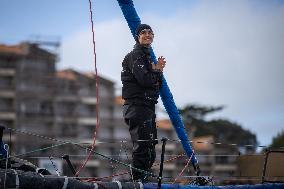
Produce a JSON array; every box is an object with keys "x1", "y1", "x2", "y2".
[
  {"x1": 179, "y1": 104, "x2": 223, "y2": 125},
  {"x1": 179, "y1": 104, "x2": 257, "y2": 151},
  {"x1": 270, "y1": 131, "x2": 284, "y2": 148}
]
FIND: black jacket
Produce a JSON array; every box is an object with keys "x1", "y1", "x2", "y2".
[{"x1": 121, "y1": 43, "x2": 162, "y2": 105}]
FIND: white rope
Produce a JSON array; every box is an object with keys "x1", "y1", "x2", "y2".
[
  {"x1": 36, "y1": 168, "x2": 45, "y2": 177},
  {"x1": 61, "y1": 176, "x2": 68, "y2": 189},
  {"x1": 4, "y1": 144, "x2": 9, "y2": 189},
  {"x1": 129, "y1": 164, "x2": 138, "y2": 189},
  {"x1": 138, "y1": 182, "x2": 143, "y2": 189},
  {"x1": 93, "y1": 182, "x2": 98, "y2": 189},
  {"x1": 129, "y1": 164, "x2": 134, "y2": 181},
  {"x1": 115, "y1": 181, "x2": 122, "y2": 189},
  {"x1": 12, "y1": 169, "x2": 19, "y2": 189}
]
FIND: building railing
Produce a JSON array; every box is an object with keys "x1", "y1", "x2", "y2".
[
  {"x1": 0, "y1": 68, "x2": 16, "y2": 76},
  {"x1": 0, "y1": 91, "x2": 15, "y2": 97},
  {"x1": 0, "y1": 112, "x2": 16, "y2": 120}
]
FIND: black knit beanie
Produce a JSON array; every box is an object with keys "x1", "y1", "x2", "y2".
[{"x1": 135, "y1": 24, "x2": 153, "y2": 42}]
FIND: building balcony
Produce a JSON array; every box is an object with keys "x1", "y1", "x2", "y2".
[
  {"x1": 78, "y1": 117, "x2": 97, "y2": 125},
  {"x1": 0, "y1": 112, "x2": 16, "y2": 120},
  {"x1": 55, "y1": 95, "x2": 98, "y2": 105},
  {"x1": 0, "y1": 90, "x2": 15, "y2": 98},
  {"x1": 0, "y1": 68, "x2": 16, "y2": 76},
  {"x1": 54, "y1": 115, "x2": 97, "y2": 124},
  {"x1": 80, "y1": 97, "x2": 97, "y2": 105},
  {"x1": 55, "y1": 95, "x2": 78, "y2": 102},
  {"x1": 214, "y1": 164, "x2": 237, "y2": 171}
]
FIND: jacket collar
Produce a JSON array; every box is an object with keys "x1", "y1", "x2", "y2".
[{"x1": 134, "y1": 43, "x2": 151, "y2": 55}]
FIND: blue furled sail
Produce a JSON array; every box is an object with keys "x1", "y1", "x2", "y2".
[{"x1": 117, "y1": 0, "x2": 199, "y2": 169}]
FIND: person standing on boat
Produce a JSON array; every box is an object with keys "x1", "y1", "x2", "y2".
[{"x1": 121, "y1": 24, "x2": 166, "y2": 181}]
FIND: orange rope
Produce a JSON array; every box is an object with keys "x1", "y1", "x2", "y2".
[
  {"x1": 75, "y1": 0, "x2": 100, "y2": 176},
  {"x1": 84, "y1": 153, "x2": 186, "y2": 182},
  {"x1": 172, "y1": 151, "x2": 194, "y2": 184}
]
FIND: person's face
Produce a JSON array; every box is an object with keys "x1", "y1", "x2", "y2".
[{"x1": 138, "y1": 29, "x2": 154, "y2": 46}]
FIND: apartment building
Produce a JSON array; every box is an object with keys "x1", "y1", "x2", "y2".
[
  {"x1": 0, "y1": 42, "x2": 57, "y2": 154},
  {"x1": 0, "y1": 42, "x2": 116, "y2": 177}
]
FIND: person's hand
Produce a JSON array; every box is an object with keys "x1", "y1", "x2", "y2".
[{"x1": 151, "y1": 56, "x2": 166, "y2": 72}]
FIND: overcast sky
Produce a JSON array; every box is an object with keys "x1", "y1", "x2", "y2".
[{"x1": 1, "y1": 0, "x2": 284, "y2": 147}]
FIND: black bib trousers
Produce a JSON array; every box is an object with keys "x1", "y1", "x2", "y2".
[{"x1": 123, "y1": 103, "x2": 158, "y2": 181}]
